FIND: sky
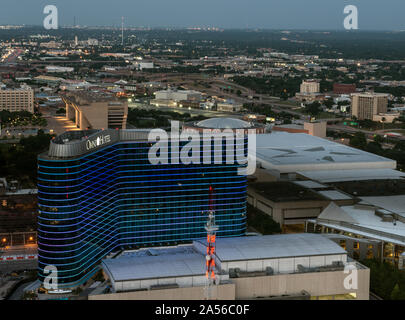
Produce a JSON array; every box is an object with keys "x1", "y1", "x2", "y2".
[{"x1": 2, "y1": 0, "x2": 405, "y2": 30}]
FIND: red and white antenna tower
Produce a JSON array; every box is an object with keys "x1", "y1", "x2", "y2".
[{"x1": 204, "y1": 185, "x2": 219, "y2": 300}]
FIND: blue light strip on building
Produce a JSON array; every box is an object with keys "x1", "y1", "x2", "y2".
[{"x1": 37, "y1": 136, "x2": 247, "y2": 288}]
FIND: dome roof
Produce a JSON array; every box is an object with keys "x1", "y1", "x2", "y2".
[{"x1": 196, "y1": 118, "x2": 252, "y2": 129}]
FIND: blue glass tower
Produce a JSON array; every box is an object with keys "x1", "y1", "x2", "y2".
[{"x1": 37, "y1": 129, "x2": 247, "y2": 288}]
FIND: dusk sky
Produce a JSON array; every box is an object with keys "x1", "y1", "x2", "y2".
[{"x1": 1, "y1": 0, "x2": 405, "y2": 30}]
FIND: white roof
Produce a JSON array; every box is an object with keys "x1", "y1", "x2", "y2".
[
  {"x1": 297, "y1": 168, "x2": 405, "y2": 183},
  {"x1": 102, "y1": 246, "x2": 205, "y2": 282},
  {"x1": 318, "y1": 190, "x2": 353, "y2": 200},
  {"x1": 294, "y1": 180, "x2": 328, "y2": 189},
  {"x1": 360, "y1": 195, "x2": 405, "y2": 216},
  {"x1": 197, "y1": 117, "x2": 252, "y2": 129},
  {"x1": 103, "y1": 234, "x2": 346, "y2": 282},
  {"x1": 196, "y1": 233, "x2": 345, "y2": 262},
  {"x1": 317, "y1": 204, "x2": 405, "y2": 246},
  {"x1": 256, "y1": 132, "x2": 396, "y2": 174}
]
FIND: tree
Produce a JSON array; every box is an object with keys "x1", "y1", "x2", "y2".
[
  {"x1": 304, "y1": 101, "x2": 322, "y2": 117},
  {"x1": 324, "y1": 98, "x2": 334, "y2": 109},
  {"x1": 366, "y1": 141, "x2": 383, "y2": 154},
  {"x1": 374, "y1": 135, "x2": 384, "y2": 144},
  {"x1": 390, "y1": 283, "x2": 405, "y2": 300},
  {"x1": 350, "y1": 132, "x2": 367, "y2": 150},
  {"x1": 381, "y1": 117, "x2": 386, "y2": 131}
]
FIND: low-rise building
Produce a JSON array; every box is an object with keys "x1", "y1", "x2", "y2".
[
  {"x1": 91, "y1": 234, "x2": 369, "y2": 300},
  {"x1": 247, "y1": 181, "x2": 354, "y2": 232},
  {"x1": 62, "y1": 91, "x2": 128, "y2": 130},
  {"x1": 307, "y1": 199, "x2": 405, "y2": 267},
  {"x1": 217, "y1": 100, "x2": 243, "y2": 112}
]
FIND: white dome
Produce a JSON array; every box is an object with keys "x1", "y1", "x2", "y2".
[{"x1": 196, "y1": 118, "x2": 252, "y2": 129}]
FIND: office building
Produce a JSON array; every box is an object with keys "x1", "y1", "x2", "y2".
[
  {"x1": 351, "y1": 92, "x2": 388, "y2": 121},
  {"x1": 37, "y1": 128, "x2": 247, "y2": 288},
  {"x1": 216, "y1": 100, "x2": 243, "y2": 113},
  {"x1": 296, "y1": 80, "x2": 322, "y2": 101},
  {"x1": 62, "y1": 91, "x2": 128, "y2": 130},
  {"x1": 0, "y1": 86, "x2": 34, "y2": 113},
  {"x1": 300, "y1": 80, "x2": 320, "y2": 94}
]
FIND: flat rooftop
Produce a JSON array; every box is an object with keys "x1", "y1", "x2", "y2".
[
  {"x1": 63, "y1": 90, "x2": 120, "y2": 105},
  {"x1": 196, "y1": 233, "x2": 346, "y2": 262},
  {"x1": 102, "y1": 234, "x2": 346, "y2": 283},
  {"x1": 328, "y1": 179, "x2": 405, "y2": 197},
  {"x1": 255, "y1": 132, "x2": 396, "y2": 173},
  {"x1": 297, "y1": 168, "x2": 405, "y2": 183},
  {"x1": 360, "y1": 195, "x2": 405, "y2": 216},
  {"x1": 316, "y1": 203, "x2": 405, "y2": 246},
  {"x1": 102, "y1": 246, "x2": 205, "y2": 282},
  {"x1": 317, "y1": 190, "x2": 353, "y2": 201},
  {"x1": 248, "y1": 181, "x2": 327, "y2": 202},
  {"x1": 293, "y1": 180, "x2": 328, "y2": 189}
]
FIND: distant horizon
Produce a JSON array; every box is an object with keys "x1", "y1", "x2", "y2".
[
  {"x1": 1, "y1": 0, "x2": 405, "y2": 31},
  {"x1": 3, "y1": 25, "x2": 405, "y2": 33}
]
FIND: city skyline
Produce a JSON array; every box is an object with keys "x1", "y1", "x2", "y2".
[{"x1": 0, "y1": 0, "x2": 405, "y2": 31}]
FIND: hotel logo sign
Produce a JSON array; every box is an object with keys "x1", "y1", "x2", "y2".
[{"x1": 86, "y1": 134, "x2": 111, "y2": 150}]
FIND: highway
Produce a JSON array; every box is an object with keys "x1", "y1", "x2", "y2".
[
  {"x1": 128, "y1": 103, "x2": 243, "y2": 119},
  {"x1": 328, "y1": 124, "x2": 405, "y2": 141}
]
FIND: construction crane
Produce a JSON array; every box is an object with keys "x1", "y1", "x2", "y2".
[{"x1": 204, "y1": 185, "x2": 219, "y2": 300}]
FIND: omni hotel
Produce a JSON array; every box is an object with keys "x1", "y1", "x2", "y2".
[{"x1": 37, "y1": 128, "x2": 248, "y2": 288}]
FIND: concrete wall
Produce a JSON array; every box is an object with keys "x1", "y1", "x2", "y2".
[
  {"x1": 303, "y1": 122, "x2": 327, "y2": 138},
  {"x1": 233, "y1": 268, "x2": 369, "y2": 300},
  {"x1": 64, "y1": 99, "x2": 127, "y2": 130},
  {"x1": 247, "y1": 188, "x2": 329, "y2": 226},
  {"x1": 220, "y1": 254, "x2": 346, "y2": 274},
  {"x1": 89, "y1": 283, "x2": 235, "y2": 300},
  {"x1": 113, "y1": 275, "x2": 208, "y2": 292},
  {"x1": 91, "y1": 268, "x2": 369, "y2": 300}
]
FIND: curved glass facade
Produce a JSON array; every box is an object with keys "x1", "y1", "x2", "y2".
[{"x1": 38, "y1": 136, "x2": 247, "y2": 288}]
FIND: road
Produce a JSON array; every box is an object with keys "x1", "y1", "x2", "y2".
[
  {"x1": 141, "y1": 73, "x2": 345, "y2": 121},
  {"x1": 39, "y1": 106, "x2": 80, "y2": 135},
  {"x1": 328, "y1": 124, "x2": 405, "y2": 141},
  {"x1": 369, "y1": 292, "x2": 383, "y2": 300},
  {"x1": 8, "y1": 280, "x2": 34, "y2": 300},
  {"x1": 129, "y1": 103, "x2": 241, "y2": 118}
]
